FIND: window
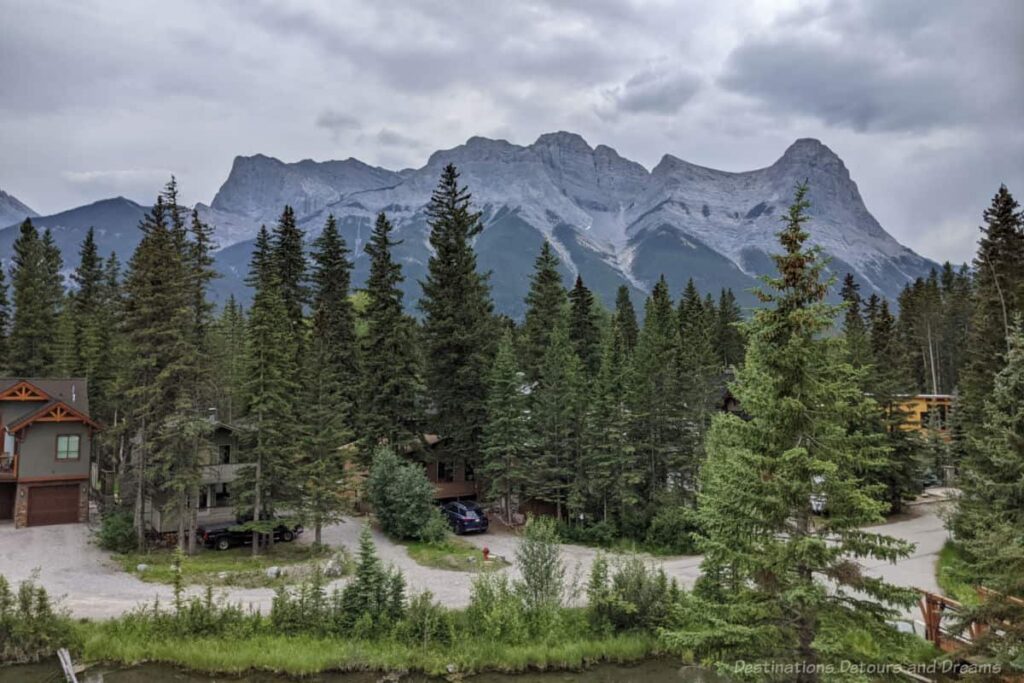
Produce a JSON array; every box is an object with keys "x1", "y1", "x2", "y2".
[
  {"x1": 57, "y1": 434, "x2": 80, "y2": 460},
  {"x1": 464, "y1": 462, "x2": 475, "y2": 482},
  {"x1": 437, "y1": 461, "x2": 455, "y2": 483},
  {"x1": 219, "y1": 444, "x2": 231, "y2": 464}
]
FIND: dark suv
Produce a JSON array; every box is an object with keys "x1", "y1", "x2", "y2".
[
  {"x1": 198, "y1": 520, "x2": 303, "y2": 551},
  {"x1": 440, "y1": 500, "x2": 489, "y2": 535}
]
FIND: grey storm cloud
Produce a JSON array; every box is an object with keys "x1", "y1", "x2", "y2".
[
  {"x1": 599, "y1": 66, "x2": 702, "y2": 118},
  {"x1": 0, "y1": 0, "x2": 1020, "y2": 265}
]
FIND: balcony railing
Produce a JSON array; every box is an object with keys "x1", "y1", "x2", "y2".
[{"x1": 0, "y1": 453, "x2": 16, "y2": 479}]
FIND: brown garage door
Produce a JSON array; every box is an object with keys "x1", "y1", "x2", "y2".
[{"x1": 27, "y1": 484, "x2": 80, "y2": 526}]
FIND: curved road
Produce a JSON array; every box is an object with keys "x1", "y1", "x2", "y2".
[{"x1": 0, "y1": 502, "x2": 951, "y2": 620}]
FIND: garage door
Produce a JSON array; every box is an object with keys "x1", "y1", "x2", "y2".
[{"x1": 27, "y1": 484, "x2": 80, "y2": 526}]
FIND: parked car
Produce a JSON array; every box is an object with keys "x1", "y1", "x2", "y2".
[
  {"x1": 199, "y1": 520, "x2": 303, "y2": 551},
  {"x1": 440, "y1": 500, "x2": 489, "y2": 535}
]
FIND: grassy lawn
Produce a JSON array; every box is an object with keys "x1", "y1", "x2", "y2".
[
  {"x1": 78, "y1": 626, "x2": 659, "y2": 676},
  {"x1": 935, "y1": 541, "x2": 979, "y2": 605},
  {"x1": 118, "y1": 542, "x2": 340, "y2": 588},
  {"x1": 405, "y1": 535, "x2": 510, "y2": 572}
]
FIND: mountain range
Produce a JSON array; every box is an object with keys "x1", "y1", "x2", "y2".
[{"x1": 0, "y1": 132, "x2": 938, "y2": 316}]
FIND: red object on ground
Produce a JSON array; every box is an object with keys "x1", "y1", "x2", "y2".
[{"x1": 482, "y1": 546, "x2": 490, "y2": 561}]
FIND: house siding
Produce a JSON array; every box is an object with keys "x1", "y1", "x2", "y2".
[{"x1": 16, "y1": 422, "x2": 92, "y2": 480}]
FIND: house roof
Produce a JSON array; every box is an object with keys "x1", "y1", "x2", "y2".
[
  {"x1": 0, "y1": 378, "x2": 90, "y2": 415},
  {"x1": 6, "y1": 399, "x2": 101, "y2": 433}
]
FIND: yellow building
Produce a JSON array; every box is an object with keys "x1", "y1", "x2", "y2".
[{"x1": 895, "y1": 394, "x2": 954, "y2": 434}]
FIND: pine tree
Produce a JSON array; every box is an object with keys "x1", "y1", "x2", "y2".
[
  {"x1": 237, "y1": 228, "x2": 300, "y2": 555},
  {"x1": 667, "y1": 185, "x2": 916, "y2": 681},
  {"x1": 53, "y1": 296, "x2": 77, "y2": 376},
  {"x1": 586, "y1": 325, "x2": 638, "y2": 523},
  {"x1": 481, "y1": 330, "x2": 530, "y2": 521},
  {"x1": 0, "y1": 267, "x2": 9, "y2": 374},
  {"x1": 568, "y1": 275, "x2": 601, "y2": 376},
  {"x1": 301, "y1": 215, "x2": 357, "y2": 545},
  {"x1": 840, "y1": 273, "x2": 871, "y2": 370},
  {"x1": 714, "y1": 288, "x2": 744, "y2": 368},
  {"x1": 419, "y1": 164, "x2": 495, "y2": 465},
  {"x1": 122, "y1": 196, "x2": 195, "y2": 549},
  {"x1": 613, "y1": 285, "x2": 639, "y2": 358},
  {"x1": 628, "y1": 276, "x2": 681, "y2": 504},
  {"x1": 521, "y1": 242, "x2": 567, "y2": 380},
  {"x1": 210, "y1": 295, "x2": 247, "y2": 422},
  {"x1": 271, "y1": 205, "x2": 307, "y2": 345},
  {"x1": 867, "y1": 299, "x2": 923, "y2": 513},
  {"x1": 72, "y1": 228, "x2": 106, "y2": 380},
  {"x1": 9, "y1": 219, "x2": 61, "y2": 375},
  {"x1": 530, "y1": 318, "x2": 585, "y2": 519},
  {"x1": 960, "y1": 185, "x2": 1024, "y2": 432},
  {"x1": 676, "y1": 279, "x2": 720, "y2": 498},
  {"x1": 952, "y1": 319, "x2": 1024, "y2": 672},
  {"x1": 360, "y1": 212, "x2": 422, "y2": 451}
]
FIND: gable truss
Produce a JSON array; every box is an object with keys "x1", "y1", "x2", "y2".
[
  {"x1": 0, "y1": 381, "x2": 50, "y2": 402},
  {"x1": 9, "y1": 401, "x2": 100, "y2": 433}
]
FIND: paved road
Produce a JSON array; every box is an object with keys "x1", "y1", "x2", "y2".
[{"x1": 0, "y1": 501, "x2": 952, "y2": 619}]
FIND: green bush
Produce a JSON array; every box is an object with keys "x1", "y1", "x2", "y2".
[
  {"x1": 366, "y1": 446, "x2": 440, "y2": 541},
  {"x1": 515, "y1": 516, "x2": 565, "y2": 614},
  {"x1": 643, "y1": 505, "x2": 700, "y2": 554},
  {"x1": 399, "y1": 591, "x2": 454, "y2": 648},
  {"x1": 587, "y1": 554, "x2": 678, "y2": 634},
  {"x1": 465, "y1": 573, "x2": 529, "y2": 644},
  {"x1": 558, "y1": 519, "x2": 618, "y2": 547},
  {"x1": 96, "y1": 509, "x2": 137, "y2": 553},
  {"x1": 0, "y1": 574, "x2": 78, "y2": 663}
]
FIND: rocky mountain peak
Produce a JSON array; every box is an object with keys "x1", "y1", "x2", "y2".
[{"x1": 0, "y1": 188, "x2": 39, "y2": 227}]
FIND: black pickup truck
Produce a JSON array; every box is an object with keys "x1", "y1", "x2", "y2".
[{"x1": 198, "y1": 520, "x2": 303, "y2": 551}]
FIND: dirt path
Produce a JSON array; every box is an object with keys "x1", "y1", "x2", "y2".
[{"x1": 0, "y1": 501, "x2": 951, "y2": 619}]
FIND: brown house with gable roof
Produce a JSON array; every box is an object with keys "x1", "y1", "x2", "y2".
[{"x1": 0, "y1": 378, "x2": 99, "y2": 527}]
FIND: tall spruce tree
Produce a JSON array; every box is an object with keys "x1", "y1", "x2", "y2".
[
  {"x1": 419, "y1": 164, "x2": 495, "y2": 465},
  {"x1": 951, "y1": 319, "x2": 1024, "y2": 672},
  {"x1": 360, "y1": 212, "x2": 422, "y2": 451},
  {"x1": 271, "y1": 205, "x2": 307, "y2": 356},
  {"x1": 9, "y1": 219, "x2": 62, "y2": 375},
  {"x1": 714, "y1": 288, "x2": 744, "y2": 369},
  {"x1": 960, "y1": 185, "x2": 1024, "y2": 432},
  {"x1": 0, "y1": 267, "x2": 8, "y2": 373},
  {"x1": 676, "y1": 279, "x2": 721, "y2": 498},
  {"x1": 667, "y1": 185, "x2": 916, "y2": 680},
  {"x1": 628, "y1": 276, "x2": 682, "y2": 504},
  {"x1": 530, "y1": 317, "x2": 585, "y2": 519},
  {"x1": 612, "y1": 285, "x2": 639, "y2": 358},
  {"x1": 840, "y1": 273, "x2": 871, "y2": 370},
  {"x1": 521, "y1": 242, "x2": 567, "y2": 380},
  {"x1": 237, "y1": 226, "x2": 300, "y2": 554},
  {"x1": 481, "y1": 329, "x2": 531, "y2": 521},
  {"x1": 122, "y1": 196, "x2": 194, "y2": 548},
  {"x1": 210, "y1": 295, "x2": 248, "y2": 422},
  {"x1": 568, "y1": 275, "x2": 601, "y2": 376},
  {"x1": 301, "y1": 215, "x2": 357, "y2": 545}
]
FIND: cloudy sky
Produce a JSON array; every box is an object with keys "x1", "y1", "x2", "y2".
[{"x1": 1, "y1": 0, "x2": 1021, "y2": 263}]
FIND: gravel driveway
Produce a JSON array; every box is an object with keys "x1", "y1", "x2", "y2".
[{"x1": 0, "y1": 500, "x2": 951, "y2": 620}]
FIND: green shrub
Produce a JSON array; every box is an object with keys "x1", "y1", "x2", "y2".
[
  {"x1": 558, "y1": 519, "x2": 618, "y2": 547},
  {"x1": 643, "y1": 505, "x2": 700, "y2": 554},
  {"x1": 0, "y1": 574, "x2": 79, "y2": 663},
  {"x1": 399, "y1": 591, "x2": 454, "y2": 648},
  {"x1": 366, "y1": 446, "x2": 439, "y2": 541},
  {"x1": 587, "y1": 555, "x2": 678, "y2": 634},
  {"x1": 419, "y1": 508, "x2": 451, "y2": 545},
  {"x1": 515, "y1": 516, "x2": 565, "y2": 614},
  {"x1": 96, "y1": 509, "x2": 137, "y2": 553},
  {"x1": 465, "y1": 573, "x2": 529, "y2": 644}
]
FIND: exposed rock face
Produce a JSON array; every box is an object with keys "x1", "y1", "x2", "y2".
[
  {"x1": 0, "y1": 188, "x2": 38, "y2": 228},
  {"x1": 1, "y1": 133, "x2": 937, "y2": 316}
]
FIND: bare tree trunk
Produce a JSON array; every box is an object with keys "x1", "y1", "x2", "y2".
[
  {"x1": 252, "y1": 456, "x2": 262, "y2": 557},
  {"x1": 134, "y1": 415, "x2": 147, "y2": 550},
  {"x1": 188, "y1": 486, "x2": 199, "y2": 556},
  {"x1": 177, "y1": 492, "x2": 187, "y2": 551}
]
